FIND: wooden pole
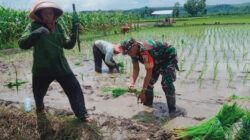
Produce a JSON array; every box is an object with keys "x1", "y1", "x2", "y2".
[{"x1": 72, "y1": 3, "x2": 81, "y2": 52}]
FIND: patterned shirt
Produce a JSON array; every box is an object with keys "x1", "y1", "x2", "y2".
[{"x1": 131, "y1": 40, "x2": 174, "y2": 70}]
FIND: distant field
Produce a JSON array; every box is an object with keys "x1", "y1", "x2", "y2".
[
  {"x1": 1, "y1": 13, "x2": 250, "y2": 50},
  {"x1": 141, "y1": 14, "x2": 250, "y2": 26},
  {"x1": 173, "y1": 14, "x2": 250, "y2": 26}
]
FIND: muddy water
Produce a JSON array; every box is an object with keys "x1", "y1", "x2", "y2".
[{"x1": 0, "y1": 25, "x2": 250, "y2": 132}]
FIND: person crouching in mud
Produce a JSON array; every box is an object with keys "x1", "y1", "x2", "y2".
[
  {"x1": 121, "y1": 37, "x2": 182, "y2": 116},
  {"x1": 18, "y1": 1, "x2": 93, "y2": 122},
  {"x1": 93, "y1": 40, "x2": 123, "y2": 73}
]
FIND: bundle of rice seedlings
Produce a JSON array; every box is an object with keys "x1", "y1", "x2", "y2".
[
  {"x1": 102, "y1": 88, "x2": 155, "y2": 98},
  {"x1": 174, "y1": 103, "x2": 245, "y2": 140},
  {"x1": 235, "y1": 111, "x2": 250, "y2": 140},
  {"x1": 102, "y1": 89, "x2": 112, "y2": 92},
  {"x1": 102, "y1": 88, "x2": 128, "y2": 98},
  {"x1": 111, "y1": 88, "x2": 128, "y2": 98}
]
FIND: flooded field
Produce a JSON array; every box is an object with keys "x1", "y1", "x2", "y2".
[{"x1": 0, "y1": 25, "x2": 249, "y2": 137}]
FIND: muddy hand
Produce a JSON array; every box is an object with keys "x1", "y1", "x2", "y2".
[
  {"x1": 137, "y1": 92, "x2": 146, "y2": 104},
  {"x1": 128, "y1": 86, "x2": 137, "y2": 92}
]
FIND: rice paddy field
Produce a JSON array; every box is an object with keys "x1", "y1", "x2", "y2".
[{"x1": 0, "y1": 19, "x2": 250, "y2": 139}]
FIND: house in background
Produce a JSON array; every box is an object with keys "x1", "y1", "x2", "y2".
[{"x1": 152, "y1": 10, "x2": 175, "y2": 25}]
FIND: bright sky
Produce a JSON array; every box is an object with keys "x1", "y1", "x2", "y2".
[{"x1": 0, "y1": 0, "x2": 250, "y2": 11}]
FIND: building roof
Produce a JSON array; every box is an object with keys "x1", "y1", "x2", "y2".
[{"x1": 152, "y1": 10, "x2": 173, "y2": 15}]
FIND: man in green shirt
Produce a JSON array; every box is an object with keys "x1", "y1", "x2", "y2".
[{"x1": 18, "y1": 1, "x2": 92, "y2": 122}]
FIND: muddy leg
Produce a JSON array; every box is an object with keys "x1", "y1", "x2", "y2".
[
  {"x1": 56, "y1": 73, "x2": 89, "y2": 121},
  {"x1": 144, "y1": 68, "x2": 160, "y2": 106},
  {"x1": 161, "y1": 68, "x2": 176, "y2": 112},
  {"x1": 93, "y1": 44, "x2": 104, "y2": 73}
]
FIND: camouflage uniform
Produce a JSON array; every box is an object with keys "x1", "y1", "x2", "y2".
[{"x1": 131, "y1": 40, "x2": 178, "y2": 112}]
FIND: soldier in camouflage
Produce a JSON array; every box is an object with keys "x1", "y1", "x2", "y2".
[{"x1": 121, "y1": 37, "x2": 179, "y2": 114}]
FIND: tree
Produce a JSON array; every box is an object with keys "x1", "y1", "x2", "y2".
[
  {"x1": 184, "y1": 0, "x2": 206, "y2": 16},
  {"x1": 140, "y1": 6, "x2": 153, "y2": 18},
  {"x1": 173, "y1": 2, "x2": 180, "y2": 17}
]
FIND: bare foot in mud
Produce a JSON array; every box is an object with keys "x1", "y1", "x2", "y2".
[
  {"x1": 36, "y1": 109, "x2": 47, "y2": 115},
  {"x1": 83, "y1": 116, "x2": 94, "y2": 123},
  {"x1": 169, "y1": 106, "x2": 186, "y2": 118}
]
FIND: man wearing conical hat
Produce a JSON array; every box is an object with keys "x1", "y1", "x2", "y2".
[{"x1": 18, "y1": 1, "x2": 93, "y2": 122}]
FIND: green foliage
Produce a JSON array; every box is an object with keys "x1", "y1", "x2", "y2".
[
  {"x1": 184, "y1": 0, "x2": 206, "y2": 16},
  {"x1": 117, "y1": 62, "x2": 124, "y2": 68},
  {"x1": 173, "y1": 2, "x2": 180, "y2": 18},
  {"x1": 7, "y1": 81, "x2": 28, "y2": 88},
  {"x1": 0, "y1": 7, "x2": 29, "y2": 49},
  {"x1": 139, "y1": 6, "x2": 153, "y2": 18},
  {"x1": 102, "y1": 88, "x2": 141, "y2": 98},
  {"x1": 235, "y1": 111, "x2": 250, "y2": 140},
  {"x1": 0, "y1": 7, "x2": 139, "y2": 49}
]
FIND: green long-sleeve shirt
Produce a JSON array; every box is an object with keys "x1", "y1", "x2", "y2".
[{"x1": 18, "y1": 22, "x2": 76, "y2": 76}]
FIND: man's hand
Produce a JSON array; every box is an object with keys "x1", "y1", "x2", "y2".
[
  {"x1": 128, "y1": 86, "x2": 137, "y2": 92},
  {"x1": 71, "y1": 12, "x2": 80, "y2": 36},
  {"x1": 137, "y1": 90, "x2": 146, "y2": 104},
  {"x1": 72, "y1": 12, "x2": 80, "y2": 25},
  {"x1": 31, "y1": 26, "x2": 49, "y2": 39}
]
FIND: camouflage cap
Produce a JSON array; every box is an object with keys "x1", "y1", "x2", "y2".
[{"x1": 120, "y1": 37, "x2": 136, "y2": 55}]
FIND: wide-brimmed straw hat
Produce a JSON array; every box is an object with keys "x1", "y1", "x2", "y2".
[{"x1": 28, "y1": 1, "x2": 63, "y2": 22}]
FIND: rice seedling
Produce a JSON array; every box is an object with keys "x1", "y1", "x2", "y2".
[
  {"x1": 74, "y1": 62, "x2": 82, "y2": 66},
  {"x1": 187, "y1": 46, "x2": 194, "y2": 57},
  {"x1": 243, "y1": 52, "x2": 248, "y2": 60},
  {"x1": 233, "y1": 51, "x2": 236, "y2": 61},
  {"x1": 117, "y1": 62, "x2": 125, "y2": 74},
  {"x1": 184, "y1": 63, "x2": 195, "y2": 79},
  {"x1": 228, "y1": 94, "x2": 250, "y2": 101},
  {"x1": 227, "y1": 63, "x2": 235, "y2": 86},
  {"x1": 181, "y1": 39, "x2": 184, "y2": 44},
  {"x1": 237, "y1": 59, "x2": 240, "y2": 70},
  {"x1": 174, "y1": 103, "x2": 245, "y2": 140},
  {"x1": 198, "y1": 49, "x2": 208, "y2": 88},
  {"x1": 223, "y1": 49, "x2": 227, "y2": 60},
  {"x1": 243, "y1": 69, "x2": 249, "y2": 85},
  {"x1": 179, "y1": 57, "x2": 186, "y2": 72},
  {"x1": 7, "y1": 81, "x2": 28, "y2": 89},
  {"x1": 81, "y1": 73, "x2": 84, "y2": 81}
]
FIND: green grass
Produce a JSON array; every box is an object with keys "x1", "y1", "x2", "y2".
[{"x1": 173, "y1": 14, "x2": 250, "y2": 26}]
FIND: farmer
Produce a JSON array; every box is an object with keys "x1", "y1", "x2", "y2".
[
  {"x1": 18, "y1": 1, "x2": 93, "y2": 122},
  {"x1": 93, "y1": 40, "x2": 123, "y2": 73},
  {"x1": 121, "y1": 37, "x2": 181, "y2": 115}
]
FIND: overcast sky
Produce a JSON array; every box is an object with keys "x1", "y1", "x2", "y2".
[{"x1": 1, "y1": 0, "x2": 250, "y2": 11}]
